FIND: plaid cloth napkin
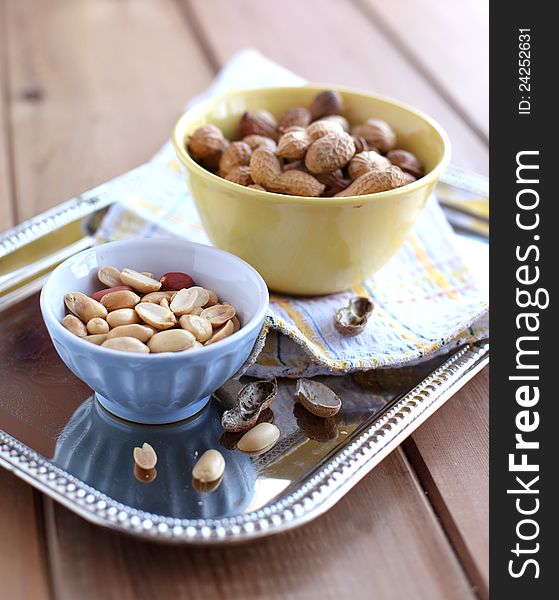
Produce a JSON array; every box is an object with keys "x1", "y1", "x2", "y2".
[{"x1": 94, "y1": 49, "x2": 489, "y2": 378}]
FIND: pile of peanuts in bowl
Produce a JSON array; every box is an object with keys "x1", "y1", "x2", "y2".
[
  {"x1": 187, "y1": 89, "x2": 424, "y2": 197},
  {"x1": 61, "y1": 267, "x2": 241, "y2": 354}
]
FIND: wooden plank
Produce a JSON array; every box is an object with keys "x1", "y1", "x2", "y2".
[
  {"x1": 356, "y1": 0, "x2": 489, "y2": 138},
  {"x1": 404, "y1": 367, "x2": 489, "y2": 598},
  {"x1": 0, "y1": 470, "x2": 52, "y2": 600},
  {"x1": 0, "y1": 0, "x2": 15, "y2": 230},
  {"x1": 45, "y1": 451, "x2": 475, "y2": 600},
  {"x1": 4, "y1": 0, "x2": 213, "y2": 223},
  {"x1": 0, "y1": 8, "x2": 49, "y2": 600},
  {"x1": 183, "y1": 0, "x2": 488, "y2": 175}
]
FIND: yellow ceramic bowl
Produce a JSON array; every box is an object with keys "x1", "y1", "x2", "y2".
[{"x1": 172, "y1": 86, "x2": 450, "y2": 295}]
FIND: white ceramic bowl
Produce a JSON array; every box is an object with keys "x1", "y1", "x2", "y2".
[{"x1": 40, "y1": 239, "x2": 269, "y2": 424}]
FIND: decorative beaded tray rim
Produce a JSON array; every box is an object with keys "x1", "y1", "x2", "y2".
[{"x1": 0, "y1": 342, "x2": 488, "y2": 544}]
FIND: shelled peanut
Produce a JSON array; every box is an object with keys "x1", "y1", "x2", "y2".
[
  {"x1": 186, "y1": 90, "x2": 425, "y2": 197},
  {"x1": 61, "y1": 266, "x2": 241, "y2": 353}
]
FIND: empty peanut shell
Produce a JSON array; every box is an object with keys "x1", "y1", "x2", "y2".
[
  {"x1": 222, "y1": 378, "x2": 277, "y2": 432},
  {"x1": 295, "y1": 379, "x2": 342, "y2": 417},
  {"x1": 334, "y1": 296, "x2": 374, "y2": 336}
]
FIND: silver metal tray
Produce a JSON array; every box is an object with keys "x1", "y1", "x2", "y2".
[{"x1": 0, "y1": 192, "x2": 489, "y2": 545}]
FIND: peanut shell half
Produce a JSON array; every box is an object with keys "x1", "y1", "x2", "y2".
[
  {"x1": 221, "y1": 378, "x2": 277, "y2": 432},
  {"x1": 295, "y1": 379, "x2": 342, "y2": 417}
]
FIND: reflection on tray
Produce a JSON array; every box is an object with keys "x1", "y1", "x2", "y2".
[
  {"x1": 0, "y1": 293, "x2": 91, "y2": 456},
  {"x1": 0, "y1": 294, "x2": 453, "y2": 522},
  {"x1": 46, "y1": 362, "x2": 443, "y2": 520},
  {"x1": 54, "y1": 397, "x2": 257, "y2": 519}
]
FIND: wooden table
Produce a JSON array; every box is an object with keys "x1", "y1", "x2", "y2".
[{"x1": 0, "y1": 1, "x2": 488, "y2": 598}]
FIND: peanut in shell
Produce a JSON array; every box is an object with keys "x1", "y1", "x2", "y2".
[
  {"x1": 304, "y1": 132, "x2": 355, "y2": 174},
  {"x1": 335, "y1": 166, "x2": 406, "y2": 197}
]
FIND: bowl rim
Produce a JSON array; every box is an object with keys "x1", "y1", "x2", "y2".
[
  {"x1": 172, "y1": 84, "x2": 451, "y2": 205},
  {"x1": 40, "y1": 238, "x2": 269, "y2": 359}
]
